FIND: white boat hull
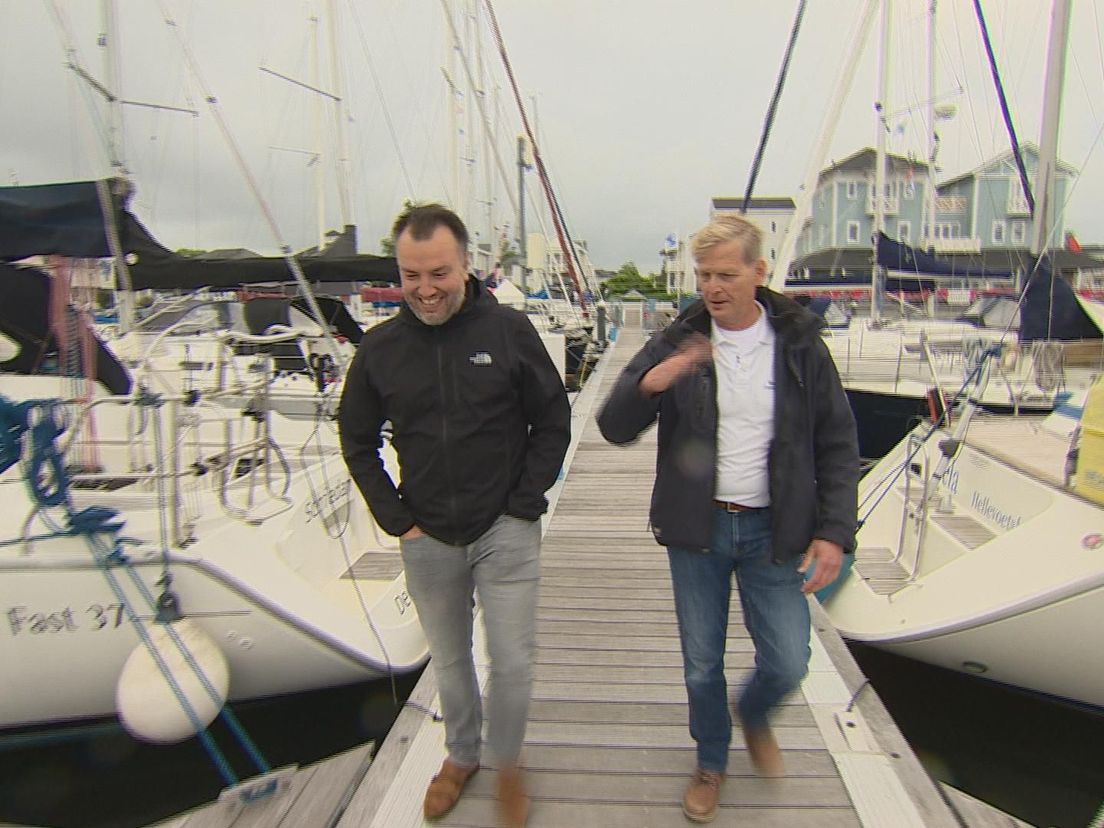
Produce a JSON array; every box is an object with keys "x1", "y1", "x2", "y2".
[
  {"x1": 0, "y1": 378, "x2": 427, "y2": 731},
  {"x1": 825, "y1": 416, "x2": 1104, "y2": 709}
]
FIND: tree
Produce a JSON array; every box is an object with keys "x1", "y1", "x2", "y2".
[
  {"x1": 498, "y1": 238, "x2": 522, "y2": 268},
  {"x1": 601, "y1": 261, "x2": 677, "y2": 300}
]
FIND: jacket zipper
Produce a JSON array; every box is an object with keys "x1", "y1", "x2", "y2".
[{"x1": 435, "y1": 329, "x2": 460, "y2": 541}]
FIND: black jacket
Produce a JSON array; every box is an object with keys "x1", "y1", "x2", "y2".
[
  {"x1": 339, "y1": 279, "x2": 571, "y2": 545},
  {"x1": 597, "y1": 288, "x2": 859, "y2": 561}
]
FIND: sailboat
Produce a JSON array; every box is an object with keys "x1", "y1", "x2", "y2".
[
  {"x1": 0, "y1": 6, "x2": 431, "y2": 735},
  {"x1": 821, "y1": 0, "x2": 1104, "y2": 710},
  {"x1": 0, "y1": 184, "x2": 429, "y2": 733},
  {"x1": 769, "y1": 1, "x2": 1104, "y2": 462},
  {"x1": 825, "y1": 231, "x2": 1104, "y2": 460}
]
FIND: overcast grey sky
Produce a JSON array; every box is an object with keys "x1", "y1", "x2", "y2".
[{"x1": 3, "y1": 1, "x2": 1102, "y2": 272}]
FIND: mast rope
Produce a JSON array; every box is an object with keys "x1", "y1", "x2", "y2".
[
  {"x1": 856, "y1": 345, "x2": 1001, "y2": 527},
  {"x1": 743, "y1": 0, "x2": 808, "y2": 213},
  {"x1": 482, "y1": 0, "x2": 589, "y2": 317},
  {"x1": 2, "y1": 394, "x2": 271, "y2": 784},
  {"x1": 296, "y1": 419, "x2": 401, "y2": 707},
  {"x1": 972, "y1": 0, "x2": 1035, "y2": 216},
  {"x1": 438, "y1": 0, "x2": 520, "y2": 217},
  {"x1": 153, "y1": 1, "x2": 346, "y2": 374}
]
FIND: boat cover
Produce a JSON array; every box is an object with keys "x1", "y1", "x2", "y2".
[{"x1": 0, "y1": 179, "x2": 399, "y2": 289}]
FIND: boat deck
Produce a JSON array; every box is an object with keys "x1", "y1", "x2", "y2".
[
  {"x1": 960, "y1": 413, "x2": 1070, "y2": 487},
  {"x1": 141, "y1": 329, "x2": 1028, "y2": 828}
]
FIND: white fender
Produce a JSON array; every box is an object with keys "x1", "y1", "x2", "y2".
[{"x1": 115, "y1": 619, "x2": 230, "y2": 744}]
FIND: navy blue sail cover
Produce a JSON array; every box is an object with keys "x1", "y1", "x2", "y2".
[{"x1": 0, "y1": 179, "x2": 399, "y2": 289}]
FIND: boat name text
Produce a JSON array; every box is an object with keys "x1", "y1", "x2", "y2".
[
  {"x1": 7, "y1": 603, "x2": 129, "y2": 636},
  {"x1": 305, "y1": 482, "x2": 351, "y2": 523},
  {"x1": 969, "y1": 492, "x2": 1022, "y2": 530}
]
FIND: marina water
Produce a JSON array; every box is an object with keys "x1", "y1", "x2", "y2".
[
  {"x1": 850, "y1": 643, "x2": 1104, "y2": 828},
  {"x1": 0, "y1": 670, "x2": 423, "y2": 828}
]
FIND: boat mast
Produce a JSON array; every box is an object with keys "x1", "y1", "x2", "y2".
[
  {"x1": 924, "y1": 0, "x2": 938, "y2": 252},
  {"x1": 1030, "y1": 0, "x2": 1072, "y2": 258},
  {"x1": 444, "y1": 2, "x2": 462, "y2": 212},
  {"x1": 871, "y1": 0, "x2": 892, "y2": 323},
  {"x1": 770, "y1": 0, "x2": 878, "y2": 291},
  {"x1": 478, "y1": 6, "x2": 496, "y2": 269},
  {"x1": 326, "y1": 0, "x2": 354, "y2": 240},
  {"x1": 100, "y1": 0, "x2": 124, "y2": 175},
  {"x1": 517, "y1": 135, "x2": 529, "y2": 292},
  {"x1": 311, "y1": 12, "x2": 326, "y2": 252},
  {"x1": 98, "y1": 0, "x2": 136, "y2": 333}
]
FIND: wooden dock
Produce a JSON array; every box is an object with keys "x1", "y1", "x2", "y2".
[
  {"x1": 145, "y1": 328, "x2": 1031, "y2": 828},
  {"x1": 334, "y1": 328, "x2": 1022, "y2": 827},
  {"x1": 149, "y1": 743, "x2": 373, "y2": 828}
]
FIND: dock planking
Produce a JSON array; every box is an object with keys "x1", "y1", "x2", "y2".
[{"x1": 148, "y1": 742, "x2": 373, "y2": 828}]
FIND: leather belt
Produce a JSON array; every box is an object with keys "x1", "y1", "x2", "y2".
[{"x1": 713, "y1": 500, "x2": 766, "y2": 512}]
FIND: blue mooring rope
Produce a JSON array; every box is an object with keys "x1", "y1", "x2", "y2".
[{"x1": 1, "y1": 393, "x2": 271, "y2": 785}]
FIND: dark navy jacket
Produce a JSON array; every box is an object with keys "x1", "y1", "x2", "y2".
[
  {"x1": 597, "y1": 288, "x2": 859, "y2": 561},
  {"x1": 339, "y1": 279, "x2": 571, "y2": 545}
]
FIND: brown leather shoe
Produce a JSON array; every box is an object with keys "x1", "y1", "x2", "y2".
[
  {"x1": 682, "y1": 768, "x2": 724, "y2": 823},
  {"x1": 423, "y1": 759, "x2": 478, "y2": 820},
  {"x1": 496, "y1": 765, "x2": 530, "y2": 828},
  {"x1": 743, "y1": 724, "x2": 785, "y2": 778}
]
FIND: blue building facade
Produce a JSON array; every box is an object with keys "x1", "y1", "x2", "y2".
[{"x1": 789, "y1": 143, "x2": 1084, "y2": 291}]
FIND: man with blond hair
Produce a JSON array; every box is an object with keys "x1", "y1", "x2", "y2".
[{"x1": 598, "y1": 214, "x2": 858, "y2": 823}]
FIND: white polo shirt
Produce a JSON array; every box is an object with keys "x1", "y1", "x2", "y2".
[{"x1": 712, "y1": 303, "x2": 775, "y2": 507}]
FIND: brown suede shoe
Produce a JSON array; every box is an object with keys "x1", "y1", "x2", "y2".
[
  {"x1": 423, "y1": 759, "x2": 479, "y2": 820},
  {"x1": 682, "y1": 768, "x2": 724, "y2": 823},
  {"x1": 743, "y1": 724, "x2": 785, "y2": 778},
  {"x1": 496, "y1": 765, "x2": 530, "y2": 828}
]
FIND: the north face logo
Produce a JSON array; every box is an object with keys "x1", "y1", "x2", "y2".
[{"x1": 469, "y1": 352, "x2": 493, "y2": 366}]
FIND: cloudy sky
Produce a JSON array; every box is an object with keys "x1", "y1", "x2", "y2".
[{"x1": 3, "y1": 1, "x2": 1102, "y2": 272}]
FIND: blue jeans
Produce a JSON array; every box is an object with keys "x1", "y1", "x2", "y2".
[
  {"x1": 667, "y1": 507, "x2": 810, "y2": 772},
  {"x1": 400, "y1": 513, "x2": 541, "y2": 768}
]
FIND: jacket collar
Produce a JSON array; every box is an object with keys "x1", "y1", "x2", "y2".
[{"x1": 668, "y1": 287, "x2": 824, "y2": 344}]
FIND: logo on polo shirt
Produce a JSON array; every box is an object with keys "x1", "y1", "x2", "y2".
[{"x1": 469, "y1": 352, "x2": 493, "y2": 366}]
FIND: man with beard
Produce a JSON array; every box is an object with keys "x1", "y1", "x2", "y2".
[{"x1": 339, "y1": 203, "x2": 570, "y2": 828}]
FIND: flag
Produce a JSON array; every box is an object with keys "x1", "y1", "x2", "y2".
[{"x1": 1065, "y1": 232, "x2": 1083, "y2": 253}]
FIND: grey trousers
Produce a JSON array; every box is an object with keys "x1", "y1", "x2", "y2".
[{"x1": 400, "y1": 513, "x2": 541, "y2": 768}]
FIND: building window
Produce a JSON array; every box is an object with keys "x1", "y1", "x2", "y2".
[
  {"x1": 1011, "y1": 221, "x2": 1026, "y2": 245},
  {"x1": 770, "y1": 248, "x2": 776, "y2": 261},
  {"x1": 992, "y1": 220, "x2": 1007, "y2": 245},
  {"x1": 846, "y1": 181, "x2": 858, "y2": 200},
  {"x1": 847, "y1": 221, "x2": 861, "y2": 243},
  {"x1": 770, "y1": 221, "x2": 777, "y2": 232},
  {"x1": 904, "y1": 181, "x2": 916, "y2": 199},
  {"x1": 897, "y1": 221, "x2": 911, "y2": 243}
]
